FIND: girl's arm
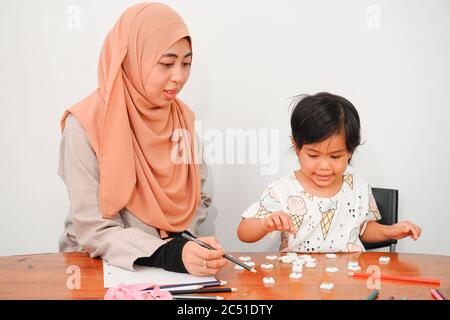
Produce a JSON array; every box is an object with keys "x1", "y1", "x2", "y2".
[
  {"x1": 361, "y1": 221, "x2": 422, "y2": 243},
  {"x1": 360, "y1": 221, "x2": 390, "y2": 243},
  {"x1": 237, "y1": 212, "x2": 296, "y2": 243},
  {"x1": 237, "y1": 218, "x2": 269, "y2": 243}
]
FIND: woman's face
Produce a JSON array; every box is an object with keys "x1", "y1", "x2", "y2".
[{"x1": 145, "y1": 38, "x2": 192, "y2": 107}]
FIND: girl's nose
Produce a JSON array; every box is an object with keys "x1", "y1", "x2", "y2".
[{"x1": 318, "y1": 159, "x2": 330, "y2": 170}]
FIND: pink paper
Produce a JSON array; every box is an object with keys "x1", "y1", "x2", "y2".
[{"x1": 105, "y1": 283, "x2": 173, "y2": 300}]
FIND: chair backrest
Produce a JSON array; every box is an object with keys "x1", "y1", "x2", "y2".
[{"x1": 362, "y1": 187, "x2": 399, "y2": 250}]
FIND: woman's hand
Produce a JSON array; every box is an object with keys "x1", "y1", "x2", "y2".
[
  {"x1": 181, "y1": 236, "x2": 228, "y2": 276},
  {"x1": 385, "y1": 221, "x2": 422, "y2": 240},
  {"x1": 261, "y1": 212, "x2": 297, "y2": 235}
]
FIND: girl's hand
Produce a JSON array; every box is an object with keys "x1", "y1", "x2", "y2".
[
  {"x1": 386, "y1": 221, "x2": 422, "y2": 241},
  {"x1": 181, "y1": 236, "x2": 228, "y2": 276},
  {"x1": 262, "y1": 212, "x2": 297, "y2": 235}
]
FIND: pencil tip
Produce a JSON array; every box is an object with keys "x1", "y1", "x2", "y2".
[
  {"x1": 217, "y1": 296, "x2": 225, "y2": 300},
  {"x1": 231, "y1": 288, "x2": 238, "y2": 292},
  {"x1": 220, "y1": 280, "x2": 228, "y2": 286},
  {"x1": 251, "y1": 268, "x2": 257, "y2": 273}
]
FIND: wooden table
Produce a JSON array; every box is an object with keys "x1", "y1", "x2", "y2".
[{"x1": 0, "y1": 252, "x2": 449, "y2": 300}]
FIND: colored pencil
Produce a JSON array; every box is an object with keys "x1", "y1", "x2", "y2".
[
  {"x1": 366, "y1": 289, "x2": 379, "y2": 300},
  {"x1": 204, "y1": 280, "x2": 228, "y2": 287},
  {"x1": 172, "y1": 294, "x2": 224, "y2": 300},
  {"x1": 349, "y1": 272, "x2": 440, "y2": 285},
  {"x1": 160, "y1": 280, "x2": 224, "y2": 289},
  {"x1": 142, "y1": 280, "x2": 226, "y2": 292},
  {"x1": 435, "y1": 289, "x2": 448, "y2": 300},
  {"x1": 181, "y1": 232, "x2": 257, "y2": 273},
  {"x1": 159, "y1": 285, "x2": 203, "y2": 292},
  {"x1": 431, "y1": 289, "x2": 444, "y2": 300},
  {"x1": 169, "y1": 287, "x2": 237, "y2": 295}
]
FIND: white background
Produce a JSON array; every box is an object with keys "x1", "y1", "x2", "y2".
[{"x1": 1, "y1": 0, "x2": 449, "y2": 257}]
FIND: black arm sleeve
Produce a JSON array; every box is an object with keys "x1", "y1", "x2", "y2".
[{"x1": 134, "y1": 231, "x2": 195, "y2": 273}]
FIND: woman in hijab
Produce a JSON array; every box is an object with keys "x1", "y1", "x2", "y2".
[{"x1": 58, "y1": 3, "x2": 227, "y2": 276}]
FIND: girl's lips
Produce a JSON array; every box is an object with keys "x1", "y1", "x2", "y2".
[{"x1": 314, "y1": 173, "x2": 333, "y2": 181}]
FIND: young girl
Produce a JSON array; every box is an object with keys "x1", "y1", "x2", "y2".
[{"x1": 237, "y1": 92, "x2": 422, "y2": 252}]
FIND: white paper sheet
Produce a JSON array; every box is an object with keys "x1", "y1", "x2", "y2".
[{"x1": 103, "y1": 261, "x2": 217, "y2": 288}]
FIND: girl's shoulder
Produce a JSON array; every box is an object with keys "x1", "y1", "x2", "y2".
[
  {"x1": 267, "y1": 175, "x2": 300, "y2": 189},
  {"x1": 343, "y1": 172, "x2": 372, "y2": 194},
  {"x1": 263, "y1": 175, "x2": 304, "y2": 199}
]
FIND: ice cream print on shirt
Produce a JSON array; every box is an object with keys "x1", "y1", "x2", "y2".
[
  {"x1": 318, "y1": 199, "x2": 338, "y2": 241},
  {"x1": 254, "y1": 186, "x2": 281, "y2": 219},
  {"x1": 242, "y1": 173, "x2": 382, "y2": 253}
]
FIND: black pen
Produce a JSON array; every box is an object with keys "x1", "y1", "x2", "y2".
[
  {"x1": 181, "y1": 232, "x2": 257, "y2": 273},
  {"x1": 169, "y1": 287, "x2": 237, "y2": 295},
  {"x1": 172, "y1": 294, "x2": 224, "y2": 300}
]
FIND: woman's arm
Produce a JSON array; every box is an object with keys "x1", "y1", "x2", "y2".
[
  {"x1": 60, "y1": 115, "x2": 227, "y2": 275},
  {"x1": 60, "y1": 115, "x2": 167, "y2": 271},
  {"x1": 186, "y1": 161, "x2": 211, "y2": 237}
]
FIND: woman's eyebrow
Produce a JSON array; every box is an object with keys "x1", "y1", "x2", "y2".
[{"x1": 161, "y1": 52, "x2": 192, "y2": 58}]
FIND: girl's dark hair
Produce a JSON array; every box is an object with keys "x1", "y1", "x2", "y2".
[{"x1": 290, "y1": 92, "x2": 361, "y2": 156}]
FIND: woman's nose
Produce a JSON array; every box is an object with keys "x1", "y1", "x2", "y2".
[{"x1": 170, "y1": 65, "x2": 185, "y2": 83}]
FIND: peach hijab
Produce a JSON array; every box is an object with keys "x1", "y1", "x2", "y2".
[{"x1": 60, "y1": 3, "x2": 200, "y2": 236}]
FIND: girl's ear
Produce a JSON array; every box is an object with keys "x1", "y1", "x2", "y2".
[{"x1": 291, "y1": 137, "x2": 301, "y2": 157}]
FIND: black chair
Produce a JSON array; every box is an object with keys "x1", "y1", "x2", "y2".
[{"x1": 362, "y1": 187, "x2": 398, "y2": 252}]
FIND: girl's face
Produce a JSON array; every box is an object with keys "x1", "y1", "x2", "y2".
[
  {"x1": 296, "y1": 132, "x2": 351, "y2": 189},
  {"x1": 145, "y1": 38, "x2": 192, "y2": 107}
]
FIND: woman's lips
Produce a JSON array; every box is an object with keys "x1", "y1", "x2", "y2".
[{"x1": 163, "y1": 89, "x2": 178, "y2": 100}]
